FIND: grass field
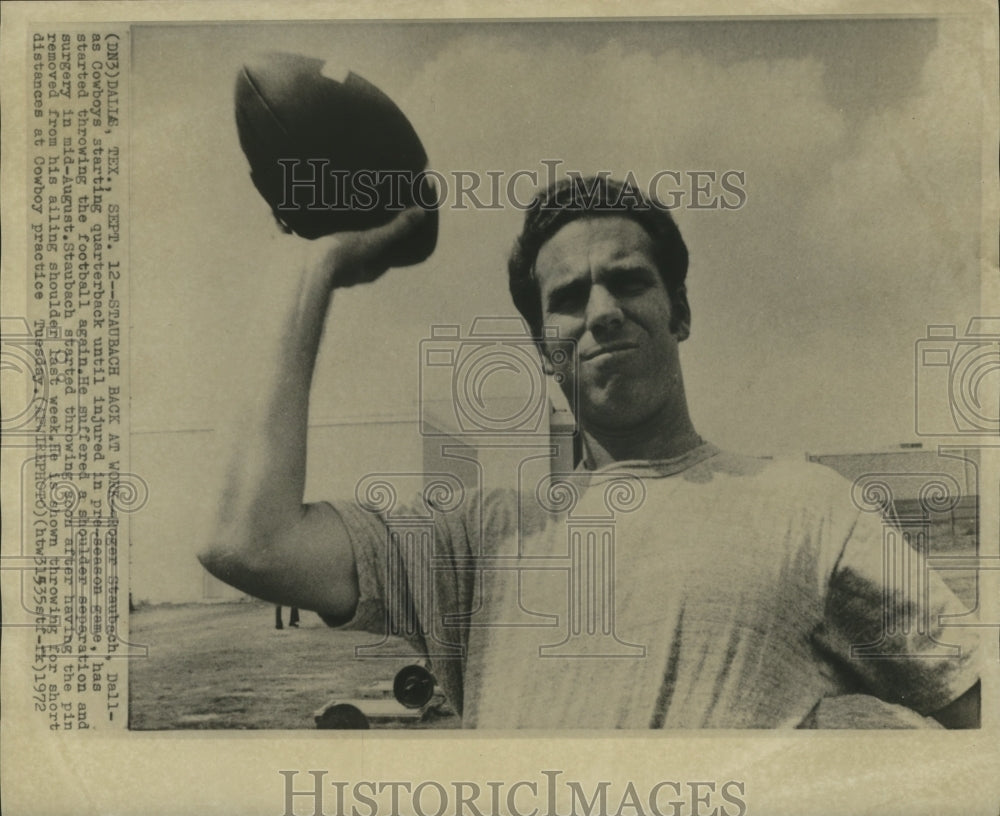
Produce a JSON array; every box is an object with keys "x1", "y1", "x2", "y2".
[{"x1": 128, "y1": 600, "x2": 460, "y2": 730}]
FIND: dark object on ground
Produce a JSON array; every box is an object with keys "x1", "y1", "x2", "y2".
[
  {"x1": 315, "y1": 662, "x2": 445, "y2": 728},
  {"x1": 393, "y1": 663, "x2": 435, "y2": 708},
  {"x1": 314, "y1": 702, "x2": 371, "y2": 729}
]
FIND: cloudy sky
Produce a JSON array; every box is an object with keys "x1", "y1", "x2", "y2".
[{"x1": 131, "y1": 16, "x2": 987, "y2": 456}]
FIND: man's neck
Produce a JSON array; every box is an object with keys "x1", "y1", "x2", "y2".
[{"x1": 580, "y1": 408, "x2": 703, "y2": 469}]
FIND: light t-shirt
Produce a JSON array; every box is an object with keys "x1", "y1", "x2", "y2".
[{"x1": 329, "y1": 444, "x2": 979, "y2": 728}]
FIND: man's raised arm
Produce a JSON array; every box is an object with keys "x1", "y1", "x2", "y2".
[{"x1": 197, "y1": 208, "x2": 427, "y2": 623}]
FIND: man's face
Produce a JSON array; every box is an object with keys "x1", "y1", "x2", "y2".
[{"x1": 534, "y1": 216, "x2": 690, "y2": 433}]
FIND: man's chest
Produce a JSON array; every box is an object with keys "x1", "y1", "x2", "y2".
[{"x1": 460, "y1": 494, "x2": 832, "y2": 728}]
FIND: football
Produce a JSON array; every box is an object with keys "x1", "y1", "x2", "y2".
[{"x1": 234, "y1": 51, "x2": 438, "y2": 266}]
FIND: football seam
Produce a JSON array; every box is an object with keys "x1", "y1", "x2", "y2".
[{"x1": 238, "y1": 65, "x2": 291, "y2": 138}]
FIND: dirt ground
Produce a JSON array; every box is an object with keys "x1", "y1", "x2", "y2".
[
  {"x1": 128, "y1": 600, "x2": 460, "y2": 730},
  {"x1": 128, "y1": 569, "x2": 979, "y2": 732}
]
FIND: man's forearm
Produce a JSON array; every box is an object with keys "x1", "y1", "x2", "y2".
[{"x1": 207, "y1": 259, "x2": 337, "y2": 570}]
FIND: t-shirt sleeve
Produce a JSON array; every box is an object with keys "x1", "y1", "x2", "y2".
[
  {"x1": 320, "y1": 489, "x2": 479, "y2": 655},
  {"x1": 322, "y1": 497, "x2": 412, "y2": 638},
  {"x1": 817, "y1": 506, "x2": 980, "y2": 715}
]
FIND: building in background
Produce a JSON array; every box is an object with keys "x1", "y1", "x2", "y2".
[
  {"x1": 808, "y1": 444, "x2": 980, "y2": 606},
  {"x1": 131, "y1": 415, "x2": 425, "y2": 605}
]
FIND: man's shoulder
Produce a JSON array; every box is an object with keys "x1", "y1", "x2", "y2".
[
  {"x1": 685, "y1": 447, "x2": 854, "y2": 511},
  {"x1": 442, "y1": 485, "x2": 536, "y2": 544},
  {"x1": 692, "y1": 447, "x2": 847, "y2": 487},
  {"x1": 582, "y1": 443, "x2": 850, "y2": 501}
]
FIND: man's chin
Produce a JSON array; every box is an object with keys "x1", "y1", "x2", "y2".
[{"x1": 579, "y1": 399, "x2": 651, "y2": 434}]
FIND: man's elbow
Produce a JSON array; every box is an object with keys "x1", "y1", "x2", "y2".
[
  {"x1": 196, "y1": 542, "x2": 232, "y2": 582},
  {"x1": 197, "y1": 528, "x2": 272, "y2": 595}
]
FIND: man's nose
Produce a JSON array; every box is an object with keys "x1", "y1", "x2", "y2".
[{"x1": 585, "y1": 286, "x2": 624, "y2": 334}]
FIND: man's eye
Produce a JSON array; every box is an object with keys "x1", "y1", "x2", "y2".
[
  {"x1": 612, "y1": 282, "x2": 646, "y2": 298},
  {"x1": 613, "y1": 271, "x2": 654, "y2": 296},
  {"x1": 548, "y1": 286, "x2": 587, "y2": 312}
]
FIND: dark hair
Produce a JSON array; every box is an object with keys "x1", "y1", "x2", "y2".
[{"x1": 507, "y1": 175, "x2": 689, "y2": 337}]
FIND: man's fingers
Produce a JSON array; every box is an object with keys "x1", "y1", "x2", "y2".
[
  {"x1": 353, "y1": 206, "x2": 429, "y2": 259},
  {"x1": 307, "y1": 206, "x2": 429, "y2": 289}
]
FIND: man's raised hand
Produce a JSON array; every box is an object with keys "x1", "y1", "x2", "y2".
[{"x1": 296, "y1": 206, "x2": 431, "y2": 290}]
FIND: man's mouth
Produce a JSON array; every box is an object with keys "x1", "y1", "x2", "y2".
[{"x1": 581, "y1": 342, "x2": 639, "y2": 361}]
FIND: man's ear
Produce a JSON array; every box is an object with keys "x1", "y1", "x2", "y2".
[{"x1": 670, "y1": 286, "x2": 691, "y2": 342}]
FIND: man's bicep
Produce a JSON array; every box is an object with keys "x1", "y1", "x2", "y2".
[{"x1": 258, "y1": 501, "x2": 360, "y2": 622}]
